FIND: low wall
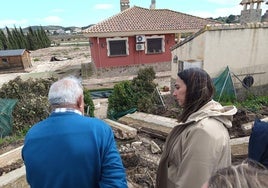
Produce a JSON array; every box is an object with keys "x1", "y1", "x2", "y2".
[
  {"x1": 95, "y1": 62, "x2": 171, "y2": 78},
  {"x1": 0, "y1": 166, "x2": 28, "y2": 188},
  {"x1": 236, "y1": 84, "x2": 268, "y2": 101}
]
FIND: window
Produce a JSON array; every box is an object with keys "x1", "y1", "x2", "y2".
[
  {"x1": 146, "y1": 36, "x2": 164, "y2": 54},
  {"x1": 1, "y1": 58, "x2": 9, "y2": 65},
  {"x1": 107, "y1": 38, "x2": 129, "y2": 56}
]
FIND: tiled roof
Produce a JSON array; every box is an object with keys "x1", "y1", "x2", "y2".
[
  {"x1": 0, "y1": 49, "x2": 27, "y2": 57},
  {"x1": 83, "y1": 6, "x2": 219, "y2": 36}
]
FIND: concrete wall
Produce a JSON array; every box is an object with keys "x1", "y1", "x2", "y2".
[
  {"x1": 171, "y1": 23, "x2": 268, "y2": 93},
  {"x1": 0, "y1": 166, "x2": 29, "y2": 188}
]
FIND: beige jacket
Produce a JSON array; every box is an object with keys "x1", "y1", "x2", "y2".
[{"x1": 167, "y1": 100, "x2": 237, "y2": 188}]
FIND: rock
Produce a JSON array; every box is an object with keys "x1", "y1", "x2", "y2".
[{"x1": 131, "y1": 141, "x2": 142, "y2": 149}]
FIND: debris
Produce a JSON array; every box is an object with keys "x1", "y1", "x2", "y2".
[
  {"x1": 150, "y1": 141, "x2": 161, "y2": 154},
  {"x1": 50, "y1": 56, "x2": 71, "y2": 61},
  {"x1": 104, "y1": 119, "x2": 137, "y2": 140}
]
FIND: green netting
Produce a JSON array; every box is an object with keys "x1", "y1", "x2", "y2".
[
  {"x1": 0, "y1": 98, "x2": 18, "y2": 138},
  {"x1": 213, "y1": 66, "x2": 236, "y2": 102}
]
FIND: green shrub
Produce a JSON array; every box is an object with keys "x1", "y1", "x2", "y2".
[
  {"x1": 0, "y1": 77, "x2": 95, "y2": 137},
  {"x1": 83, "y1": 88, "x2": 94, "y2": 117},
  {"x1": 107, "y1": 80, "x2": 136, "y2": 119},
  {"x1": 0, "y1": 76, "x2": 57, "y2": 134},
  {"x1": 107, "y1": 67, "x2": 158, "y2": 119}
]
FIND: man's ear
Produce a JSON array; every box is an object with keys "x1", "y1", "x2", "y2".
[{"x1": 77, "y1": 95, "x2": 84, "y2": 109}]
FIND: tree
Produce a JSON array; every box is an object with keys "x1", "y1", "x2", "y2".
[
  {"x1": 27, "y1": 27, "x2": 39, "y2": 50},
  {"x1": 226, "y1": 15, "x2": 236, "y2": 23},
  {"x1": 0, "y1": 29, "x2": 8, "y2": 50},
  {"x1": 11, "y1": 26, "x2": 25, "y2": 49},
  {"x1": 40, "y1": 26, "x2": 51, "y2": 47},
  {"x1": 6, "y1": 27, "x2": 16, "y2": 49}
]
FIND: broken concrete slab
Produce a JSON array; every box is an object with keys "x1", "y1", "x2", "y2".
[
  {"x1": 124, "y1": 112, "x2": 178, "y2": 128},
  {"x1": 104, "y1": 118, "x2": 137, "y2": 140}
]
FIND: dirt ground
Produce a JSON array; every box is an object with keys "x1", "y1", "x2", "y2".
[
  {"x1": 0, "y1": 46, "x2": 267, "y2": 187},
  {"x1": 0, "y1": 45, "x2": 91, "y2": 87}
]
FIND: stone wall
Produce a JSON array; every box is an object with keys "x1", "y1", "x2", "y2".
[
  {"x1": 236, "y1": 84, "x2": 268, "y2": 101},
  {"x1": 95, "y1": 62, "x2": 171, "y2": 78},
  {"x1": 240, "y1": 9, "x2": 262, "y2": 24}
]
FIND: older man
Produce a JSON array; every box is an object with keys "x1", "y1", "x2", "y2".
[{"x1": 22, "y1": 76, "x2": 127, "y2": 188}]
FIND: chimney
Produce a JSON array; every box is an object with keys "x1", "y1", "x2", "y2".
[
  {"x1": 150, "y1": 0, "x2": 156, "y2": 9},
  {"x1": 240, "y1": 0, "x2": 264, "y2": 24},
  {"x1": 120, "y1": 0, "x2": 130, "y2": 12}
]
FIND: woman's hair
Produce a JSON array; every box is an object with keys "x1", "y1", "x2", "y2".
[
  {"x1": 177, "y1": 68, "x2": 214, "y2": 122},
  {"x1": 48, "y1": 76, "x2": 83, "y2": 106},
  {"x1": 208, "y1": 159, "x2": 268, "y2": 188}
]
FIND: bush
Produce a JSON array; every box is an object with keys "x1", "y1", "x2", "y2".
[
  {"x1": 83, "y1": 88, "x2": 95, "y2": 117},
  {"x1": 107, "y1": 67, "x2": 158, "y2": 119},
  {"x1": 0, "y1": 76, "x2": 95, "y2": 136},
  {"x1": 0, "y1": 76, "x2": 57, "y2": 133},
  {"x1": 107, "y1": 80, "x2": 136, "y2": 119}
]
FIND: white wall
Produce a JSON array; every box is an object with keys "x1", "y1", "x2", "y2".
[{"x1": 172, "y1": 23, "x2": 268, "y2": 88}]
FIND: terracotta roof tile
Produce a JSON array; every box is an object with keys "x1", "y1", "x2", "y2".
[{"x1": 83, "y1": 6, "x2": 219, "y2": 36}]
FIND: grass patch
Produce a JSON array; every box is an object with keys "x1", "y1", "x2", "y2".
[{"x1": 235, "y1": 95, "x2": 268, "y2": 112}]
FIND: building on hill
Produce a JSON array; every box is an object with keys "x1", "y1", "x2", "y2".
[
  {"x1": 82, "y1": 6, "x2": 218, "y2": 71},
  {"x1": 0, "y1": 49, "x2": 32, "y2": 73}
]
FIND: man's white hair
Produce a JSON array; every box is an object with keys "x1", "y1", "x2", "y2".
[{"x1": 48, "y1": 76, "x2": 83, "y2": 106}]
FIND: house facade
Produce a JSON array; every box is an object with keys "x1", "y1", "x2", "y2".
[
  {"x1": 83, "y1": 6, "x2": 217, "y2": 70},
  {"x1": 170, "y1": 0, "x2": 268, "y2": 97},
  {"x1": 0, "y1": 49, "x2": 32, "y2": 73}
]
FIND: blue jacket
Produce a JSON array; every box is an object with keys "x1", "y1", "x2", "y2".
[
  {"x1": 248, "y1": 118, "x2": 268, "y2": 168},
  {"x1": 22, "y1": 111, "x2": 127, "y2": 188}
]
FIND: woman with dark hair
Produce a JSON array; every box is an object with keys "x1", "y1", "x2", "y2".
[
  {"x1": 156, "y1": 68, "x2": 237, "y2": 188},
  {"x1": 202, "y1": 159, "x2": 268, "y2": 188}
]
